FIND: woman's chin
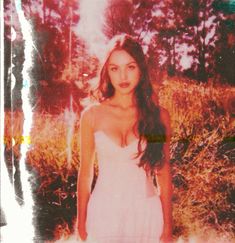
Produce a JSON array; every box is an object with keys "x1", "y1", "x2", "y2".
[{"x1": 115, "y1": 88, "x2": 135, "y2": 96}]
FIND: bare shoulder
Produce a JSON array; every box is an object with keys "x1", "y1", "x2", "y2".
[
  {"x1": 80, "y1": 103, "x2": 101, "y2": 124},
  {"x1": 81, "y1": 103, "x2": 101, "y2": 115},
  {"x1": 95, "y1": 100, "x2": 111, "y2": 114}
]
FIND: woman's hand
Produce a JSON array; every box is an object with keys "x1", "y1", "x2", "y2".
[
  {"x1": 78, "y1": 225, "x2": 88, "y2": 242},
  {"x1": 160, "y1": 227, "x2": 172, "y2": 243}
]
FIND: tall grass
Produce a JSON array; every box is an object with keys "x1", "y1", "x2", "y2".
[
  {"x1": 4, "y1": 78, "x2": 235, "y2": 241},
  {"x1": 159, "y1": 78, "x2": 235, "y2": 241}
]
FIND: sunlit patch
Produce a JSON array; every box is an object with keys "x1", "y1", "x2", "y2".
[
  {"x1": 75, "y1": 0, "x2": 107, "y2": 58},
  {"x1": 64, "y1": 96, "x2": 77, "y2": 168}
]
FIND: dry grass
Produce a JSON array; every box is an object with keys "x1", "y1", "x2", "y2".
[
  {"x1": 159, "y1": 78, "x2": 235, "y2": 241},
  {"x1": 4, "y1": 78, "x2": 235, "y2": 242},
  {"x1": 27, "y1": 111, "x2": 80, "y2": 179}
]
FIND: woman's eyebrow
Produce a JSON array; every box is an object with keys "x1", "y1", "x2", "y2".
[
  {"x1": 108, "y1": 61, "x2": 137, "y2": 66},
  {"x1": 127, "y1": 61, "x2": 137, "y2": 64}
]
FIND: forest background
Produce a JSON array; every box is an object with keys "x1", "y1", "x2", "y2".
[{"x1": 3, "y1": 0, "x2": 235, "y2": 242}]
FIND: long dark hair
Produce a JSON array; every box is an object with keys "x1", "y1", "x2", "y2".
[{"x1": 94, "y1": 34, "x2": 166, "y2": 171}]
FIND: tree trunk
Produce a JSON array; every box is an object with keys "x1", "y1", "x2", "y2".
[{"x1": 198, "y1": 1, "x2": 207, "y2": 82}]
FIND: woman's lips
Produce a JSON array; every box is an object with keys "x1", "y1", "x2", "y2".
[{"x1": 119, "y1": 82, "x2": 130, "y2": 88}]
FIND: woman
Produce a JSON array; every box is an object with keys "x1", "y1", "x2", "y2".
[{"x1": 77, "y1": 34, "x2": 172, "y2": 243}]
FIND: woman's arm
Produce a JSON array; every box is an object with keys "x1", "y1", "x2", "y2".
[
  {"x1": 77, "y1": 107, "x2": 96, "y2": 241},
  {"x1": 158, "y1": 108, "x2": 173, "y2": 243}
]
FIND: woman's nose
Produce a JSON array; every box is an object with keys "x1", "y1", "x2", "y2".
[{"x1": 120, "y1": 68, "x2": 127, "y2": 80}]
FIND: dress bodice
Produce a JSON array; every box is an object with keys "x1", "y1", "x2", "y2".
[
  {"x1": 94, "y1": 130, "x2": 142, "y2": 162},
  {"x1": 86, "y1": 131, "x2": 163, "y2": 243},
  {"x1": 93, "y1": 131, "x2": 159, "y2": 199}
]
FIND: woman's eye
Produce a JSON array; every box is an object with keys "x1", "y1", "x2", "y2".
[
  {"x1": 110, "y1": 66, "x2": 118, "y2": 72},
  {"x1": 128, "y1": 65, "x2": 136, "y2": 70}
]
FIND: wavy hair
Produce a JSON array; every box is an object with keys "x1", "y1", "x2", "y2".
[{"x1": 93, "y1": 34, "x2": 166, "y2": 171}]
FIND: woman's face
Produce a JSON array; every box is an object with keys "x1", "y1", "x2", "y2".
[{"x1": 107, "y1": 49, "x2": 141, "y2": 96}]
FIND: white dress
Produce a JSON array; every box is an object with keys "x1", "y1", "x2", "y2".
[{"x1": 86, "y1": 130, "x2": 164, "y2": 243}]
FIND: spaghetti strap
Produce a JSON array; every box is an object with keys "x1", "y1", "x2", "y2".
[{"x1": 90, "y1": 105, "x2": 96, "y2": 131}]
